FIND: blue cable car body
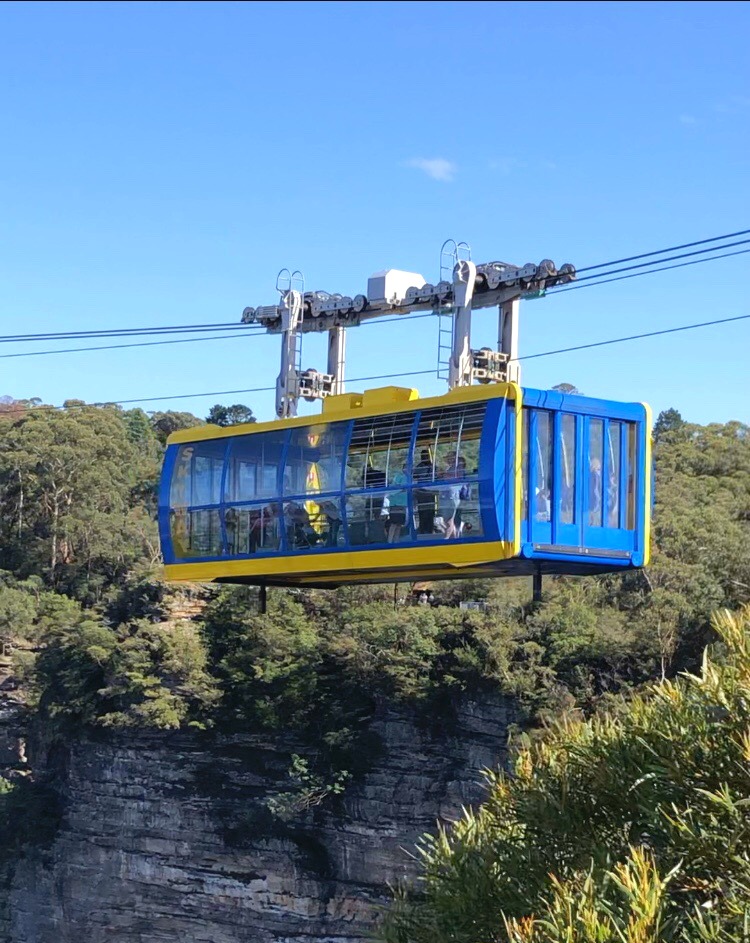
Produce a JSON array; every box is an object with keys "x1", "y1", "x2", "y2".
[{"x1": 159, "y1": 383, "x2": 651, "y2": 587}]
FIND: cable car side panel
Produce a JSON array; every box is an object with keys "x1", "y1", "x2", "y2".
[{"x1": 160, "y1": 384, "x2": 521, "y2": 586}]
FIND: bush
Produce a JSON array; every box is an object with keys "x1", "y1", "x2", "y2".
[{"x1": 383, "y1": 606, "x2": 750, "y2": 943}]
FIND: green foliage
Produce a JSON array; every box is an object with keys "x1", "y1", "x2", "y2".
[
  {"x1": 35, "y1": 614, "x2": 219, "y2": 731},
  {"x1": 0, "y1": 404, "x2": 160, "y2": 599},
  {"x1": 205, "y1": 404, "x2": 256, "y2": 427},
  {"x1": 653, "y1": 407, "x2": 685, "y2": 442},
  {"x1": 265, "y1": 754, "x2": 351, "y2": 822},
  {"x1": 149, "y1": 409, "x2": 203, "y2": 444},
  {"x1": 383, "y1": 606, "x2": 750, "y2": 943}
]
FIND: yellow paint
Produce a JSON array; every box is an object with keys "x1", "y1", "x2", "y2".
[
  {"x1": 166, "y1": 383, "x2": 519, "y2": 445},
  {"x1": 323, "y1": 392, "x2": 364, "y2": 414},
  {"x1": 641, "y1": 402, "x2": 653, "y2": 566},
  {"x1": 164, "y1": 539, "x2": 516, "y2": 583},
  {"x1": 304, "y1": 429, "x2": 322, "y2": 532}
]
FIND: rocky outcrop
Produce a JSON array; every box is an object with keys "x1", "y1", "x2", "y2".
[{"x1": 5, "y1": 695, "x2": 517, "y2": 943}]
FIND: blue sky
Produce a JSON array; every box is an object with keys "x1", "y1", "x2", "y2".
[{"x1": 0, "y1": 0, "x2": 748, "y2": 425}]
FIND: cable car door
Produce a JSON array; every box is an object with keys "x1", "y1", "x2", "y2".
[{"x1": 581, "y1": 417, "x2": 637, "y2": 554}]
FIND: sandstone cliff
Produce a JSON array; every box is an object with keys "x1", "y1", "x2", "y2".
[{"x1": 4, "y1": 695, "x2": 516, "y2": 943}]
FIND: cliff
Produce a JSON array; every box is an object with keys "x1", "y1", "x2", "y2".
[{"x1": 4, "y1": 694, "x2": 517, "y2": 943}]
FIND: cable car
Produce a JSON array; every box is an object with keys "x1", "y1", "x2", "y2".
[{"x1": 158, "y1": 382, "x2": 651, "y2": 589}]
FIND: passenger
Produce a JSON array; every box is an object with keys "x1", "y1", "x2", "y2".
[
  {"x1": 319, "y1": 499, "x2": 342, "y2": 547},
  {"x1": 535, "y1": 486, "x2": 551, "y2": 522},
  {"x1": 438, "y1": 459, "x2": 461, "y2": 540},
  {"x1": 247, "y1": 509, "x2": 263, "y2": 552},
  {"x1": 223, "y1": 507, "x2": 238, "y2": 554},
  {"x1": 285, "y1": 501, "x2": 315, "y2": 548},
  {"x1": 455, "y1": 456, "x2": 469, "y2": 536},
  {"x1": 387, "y1": 464, "x2": 409, "y2": 543},
  {"x1": 413, "y1": 449, "x2": 436, "y2": 535},
  {"x1": 363, "y1": 463, "x2": 387, "y2": 542},
  {"x1": 607, "y1": 466, "x2": 619, "y2": 527},
  {"x1": 589, "y1": 458, "x2": 603, "y2": 525},
  {"x1": 267, "y1": 502, "x2": 283, "y2": 549}
]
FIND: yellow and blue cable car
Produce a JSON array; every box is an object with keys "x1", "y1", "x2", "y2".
[{"x1": 159, "y1": 382, "x2": 651, "y2": 588}]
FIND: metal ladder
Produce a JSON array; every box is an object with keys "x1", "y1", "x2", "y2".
[
  {"x1": 276, "y1": 267, "x2": 304, "y2": 378},
  {"x1": 436, "y1": 239, "x2": 471, "y2": 381}
]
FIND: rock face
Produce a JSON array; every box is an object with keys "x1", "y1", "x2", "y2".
[{"x1": 5, "y1": 695, "x2": 517, "y2": 943}]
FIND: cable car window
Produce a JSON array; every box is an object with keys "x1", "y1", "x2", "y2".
[
  {"x1": 588, "y1": 418, "x2": 604, "y2": 527},
  {"x1": 171, "y1": 508, "x2": 222, "y2": 558},
  {"x1": 284, "y1": 497, "x2": 343, "y2": 551},
  {"x1": 607, "y1": 422, "x2": 622, "y2": 528},
  {"x1": 432, "y1": 482, "x2": 483, "y2": 539},
  {"x1": 224, "y1": 502, "x2": 283, "y2": 555},
  {"x1": 225, "y1": 432, "x2": 286, "y2": 503},
  {"x1": 384, "y1": 488, "x2": 410, "y2": 543},
  {"x1": 345, "y1": 491, "x2": 388, "y2": 546},
  {"x1": 560, "y1": 414, "x2": 576, "y2": 525},
  {"x1": 284, "y1": 423, "x2": 347, "y2": 497},
  {"x1": 521, "y1": 409, "x2": 529, "y2": 520},
  {"x1": 346, "y1": 413, "x2": 415, "y2": 491},
  {"x1": 534, "y1": 411, "x2": 552, "y2": 522},
  {"x1": 415, "y1": 403, "x2": 484, "y2": 483},
  {"x1": 170, "y1": 441, "x2": 227, "y2": 508},
  {"x1": 626, "y1": 423, "x2": 637, "y2": 530}
]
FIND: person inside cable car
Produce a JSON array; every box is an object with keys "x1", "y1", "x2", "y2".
[
  {"x1": 413, "y1": 448, "x2": 436, "y2": 535},
  {"x1": 437, "y1": 455, "x2": 462, "y2": 540},
  {"x1": 535, "y1": 486, "x2": 551, "y2": 522},
  {"x1": 386, "y1": 463, "x2": 409, "y2": 543},
  {"x1": 319, "y1": 498, "x2": 342, "y2": 547},
  {"x1": 589, "y1": 458, "x2": 603, "y2": 526},
  {"x1": 285, "y1": 501, "x2": 317, "y2": 549},
  {"x1": 362, "y1": 461, "x2": 387, "y2": 543}
]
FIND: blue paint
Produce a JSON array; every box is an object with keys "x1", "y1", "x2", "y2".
[{"x1": 159, "y1": 387, "x2": 653, "y2": 578}]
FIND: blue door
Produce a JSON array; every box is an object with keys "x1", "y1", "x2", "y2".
[
  {"x1": 526, "y1": 408, "x2": 553, "y2": 548},
  {"x1": 525, "y1": 408, "x2": 639, "y2": 556},
  {"x1": 581, "y1": 416, "x2": 637, "y2": 554}
]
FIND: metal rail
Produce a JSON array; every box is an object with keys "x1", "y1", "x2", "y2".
[{"x1": 241, "y1": 247, "x2": 576, "y2": 417}]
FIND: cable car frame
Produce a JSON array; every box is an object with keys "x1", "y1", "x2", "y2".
[{"x1": 159, "y1": 242, "x2": 652, "y2": 597}]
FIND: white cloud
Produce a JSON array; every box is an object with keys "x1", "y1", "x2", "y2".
[
  {"x1": 405, "y1": 157, "x2": 457, "y2": 182},
  {"x1": 679, "y1": 114, "x2": 697, "y2": 125}
]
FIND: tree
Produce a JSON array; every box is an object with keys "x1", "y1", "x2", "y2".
[
  {"x1": 205, "y1": 404, "x2": 256, "y2": 427},
  {"x1": 0, "y1": 405, "x2": 158, "y2": 595},
  {"x1": 653, "y1": 407, "x2": 685, "y2": 442},
  {"x1": 383, "y1": 606, "x2": 750, "y2": 943},
  {"x1": 552, "y1": 383, "x2": 580, "y2": 395},
  {"x1": 149, "y1": 410, "x2": 204, "y2": 445}
]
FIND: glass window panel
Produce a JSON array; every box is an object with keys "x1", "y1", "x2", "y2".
[
  {"x1": 588, "y1": 418, "x2": 604, "y2": 527},
  {"x1": 170, "y1": 441, "x2": 227, "y2": 508},
  {"x1": 414, "y1": 474, "x2": 438, "y2": 536},
  {"x1": 283, "y1": 498, "x2": 343, "y2": 551},
  {"x1": 521, "y1": 409, "x2": 529, "y2": 521},
  {"x1": 171, "y1": 508, "x2": 223, "y2": 558},
  {"x1": 284, "y1": 423, "x2": 347, "y2": 497},
  {"x1": 224, "y1": 502, "x2": 283, "y2": 555},
  {"x1": 534, "y1": 411, "x2": 552, "y2": 523},
  {"x1": 384, "y1": 489, "x2": 410, "y2": 544},
  {"x1": 626, "y1": 423, "x2": 637, "y2": 530},
  {"x1": 607, "y1": 422, "x2": 622, "y2": 528},
  {"x1": 432, "y1": 483, "x2": 484, "y2": 540},
  {"x1": 414, "y1": 402, "x2": 485, "y2": 484},
  {"x1": 560, "y1": 414, "x2": 576, "y2": 525},
  {"x1": 346, "y1": 413, "x2": 415, "y2": 491},
  {"x1": 224, "y1": 432, "x2": 286, "y2": 503},
  {"x1": 345, "y1": 492, "x2": 389, "y2": 546}
]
